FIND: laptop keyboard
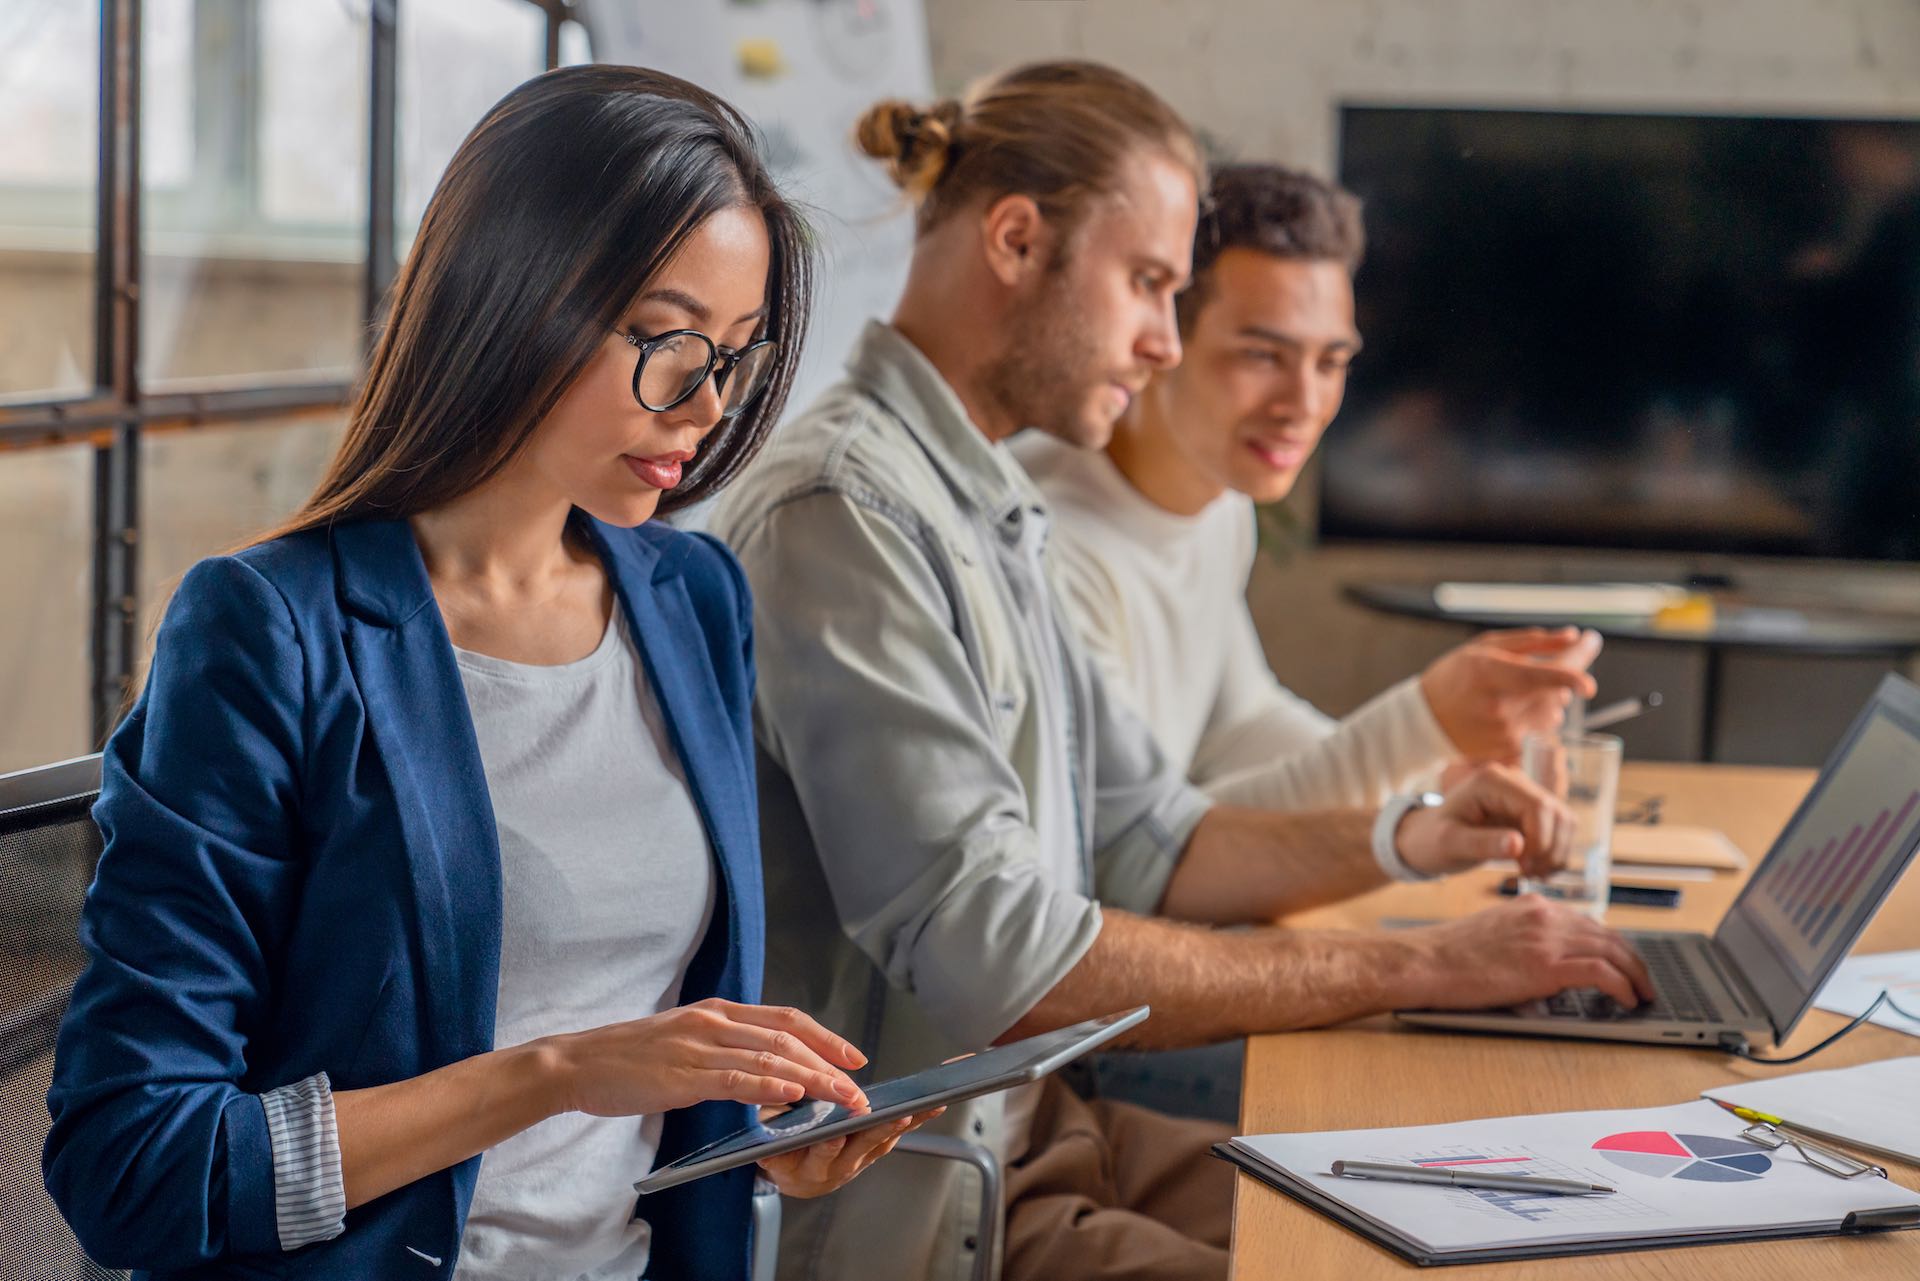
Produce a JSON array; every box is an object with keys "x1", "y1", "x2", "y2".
[{"x1": 1533, "y1": 936, "x2": 1726, "y2": 1024}]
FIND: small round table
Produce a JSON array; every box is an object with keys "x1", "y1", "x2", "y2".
[{"x1": 1344, "y1": 581, "x2": 1920, "y2": 759}]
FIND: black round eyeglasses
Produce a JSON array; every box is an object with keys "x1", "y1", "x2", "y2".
[{"x1": 621, "y1": 329, "x2": 778, "y2": 419}]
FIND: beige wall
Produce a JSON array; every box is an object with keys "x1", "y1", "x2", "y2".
[
  {"x1": 928, "y1": 0, "x2": 1920, "y2": 165},
  {"x1": 925, "y1": 0, "x2": 1920, "y2": 763}
]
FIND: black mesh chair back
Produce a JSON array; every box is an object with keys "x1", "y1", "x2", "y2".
[{"x1": 0, "y1": 754, "x2": 122, "y2": 1281}]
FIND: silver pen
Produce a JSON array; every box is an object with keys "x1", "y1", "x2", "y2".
[
  {"x1": 1331, "y1": 1159, "x2": 1615, "y2": 1196},
  {"x1": 1584, "y1": 691, "x2": 1663, "y2": 730}
]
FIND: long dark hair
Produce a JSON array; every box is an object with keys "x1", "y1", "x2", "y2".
[{"x1": 261, "y1": 64, "x2": 811, "y2": 541}]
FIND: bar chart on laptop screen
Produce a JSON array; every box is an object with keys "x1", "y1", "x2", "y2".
[{"x1": 1744, "y1": 713, "x2": 1920, "y2": 980}]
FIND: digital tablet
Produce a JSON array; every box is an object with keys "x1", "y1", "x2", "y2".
[{"x1": 634, "y1": 1006, "x2": 1149, "y2": 1194}]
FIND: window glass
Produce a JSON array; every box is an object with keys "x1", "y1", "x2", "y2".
[
  {"x1": 0, "y1": 445, "x2": 94, "y2": 772},
  {"x1": 397, "y1": 0, "x2": 544, "y2": 251},
  {"x1": 140, "y1": 0, "x2": 368, "y2": 389},
  {"x1": 0, "y1": 3, "x2": 100, "y2": 398},
  {"x1": 137, "y1": 414, "x2": 347, "y2": 673}
]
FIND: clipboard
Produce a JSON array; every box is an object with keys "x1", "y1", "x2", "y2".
[{"x1": 1213, "y1": 1142, "x2": 1920, "y2": 1266}]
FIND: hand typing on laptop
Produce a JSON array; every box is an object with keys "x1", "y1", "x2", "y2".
[
  {"x1": 1400, "y1": 897, "x2": 1657, "y2": 1012},
  {"x1": 1398, "y1": 675, "x2": 1920, "y2": 1049}
]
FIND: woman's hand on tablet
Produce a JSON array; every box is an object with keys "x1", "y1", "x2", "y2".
[
  {"x1": 757, "y1": 1106, "x2": 946, "y2": 1198},
  {"x1": 549, "y1": 998, "x2": 870, "y2": 1116},
  {"x1": 333, "y1": 1000, "x2": 869, "y2": 1211}
]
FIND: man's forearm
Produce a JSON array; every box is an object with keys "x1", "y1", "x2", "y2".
[
  {"x1": 998, "y1": 907, "x2": 1433, "y2": 1050},
  {"x1": 1156, "y1": 804, "x2": 1386, "y2": 925}
]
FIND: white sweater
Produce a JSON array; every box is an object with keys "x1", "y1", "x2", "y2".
[{"x1": 1014, "y1": 434, "x2": 1456, "y2": 810}]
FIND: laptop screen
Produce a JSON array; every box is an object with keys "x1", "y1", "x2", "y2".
[{"x1": 1715, "y1": 674, "x2": 1920, "y2": 1043}]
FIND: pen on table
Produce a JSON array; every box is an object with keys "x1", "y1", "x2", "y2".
[
  {"x1": 1710, "y1": 1099, "x2": 1841, "y2": 1145},
  {"x1": 1712, "y1": 1100, "x2": 1788, "y2": 1127},
  {"x1": 1584, "y1": 691, "x2": 1662, "y2": 731},
  {"x1": 1329, "y1": 1160, "x2": 1615, "y2": 1196}
]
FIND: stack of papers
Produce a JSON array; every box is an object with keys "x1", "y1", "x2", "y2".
[
  {"x1": 1704, "y1": 1056, "x2": 1920, "y2": 1166},
  {"x1": 1610, "y1": 824, "x2": 1749, "y2": 877},
  {"x1": 1222, "y1": 1099, "x2": 1918, "y2": 1264}
]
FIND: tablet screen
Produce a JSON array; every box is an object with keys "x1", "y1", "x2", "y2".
[{"x1": 635, "y1": 1006, "x2": 1148, "y2": 1193}]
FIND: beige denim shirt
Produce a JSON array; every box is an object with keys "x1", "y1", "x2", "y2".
[{"x1": 709, "y1": 321, "x2": 1213, "y2": 1281}]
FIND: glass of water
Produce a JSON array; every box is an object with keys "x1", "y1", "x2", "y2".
[{"x1": 1518, "y1": 731, "x2": 1623, "y2": 919}]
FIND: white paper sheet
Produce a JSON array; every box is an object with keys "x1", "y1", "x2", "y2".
[
  {"x1": 1231, "y1": 1099, "x2": 1917, "y2": 1255},
  {"x1": 1705, "y1": 1056, "x2": 1920, "y2": 1166},
  {"x1": 1813, "y1": 949, "x2": 1920, "y2": 1039}
]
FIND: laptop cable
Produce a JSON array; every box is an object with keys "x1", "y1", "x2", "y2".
[{"x1": 1716, "y1": 989, "x2": 1920, "y2": 1066}]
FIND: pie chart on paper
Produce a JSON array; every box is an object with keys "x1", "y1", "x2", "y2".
[{"x1": 1591, "y1": 1131, "x2": 1773, "y2": 1182}]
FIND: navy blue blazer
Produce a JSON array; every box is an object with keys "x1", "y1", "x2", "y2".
[{"x1": 44, "y1": 514, "x2": 766, "y2": 1280}]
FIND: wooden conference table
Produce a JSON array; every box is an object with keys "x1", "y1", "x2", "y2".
[{"x1": 1230, "y1": 763, "x2": 1920, "y2": 1278}]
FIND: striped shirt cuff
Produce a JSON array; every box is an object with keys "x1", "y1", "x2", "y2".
[{"x1": 261, "y1": 1072, "x2": 347, "y2": 1251}]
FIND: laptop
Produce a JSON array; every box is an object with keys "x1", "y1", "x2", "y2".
[{"x1": 1398, "y1": 673, "x2": 1920, "y2": 1052}]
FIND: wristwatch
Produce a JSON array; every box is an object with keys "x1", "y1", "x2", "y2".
[{"x1": 1371, "y1": 791, "x2": 1446, "y2": 882}]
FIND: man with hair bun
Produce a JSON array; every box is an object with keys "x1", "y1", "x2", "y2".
[
  {"x1": 712, "y1": 67, "x2": 1650, "y2": 1281},
  {"x1": 1016, "y1": 162, "x2": 1605, "y2": 817}
]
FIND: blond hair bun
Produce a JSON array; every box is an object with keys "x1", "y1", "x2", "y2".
[{"x1": 853, "y1": 98, "x2": 962, "y2": 197}]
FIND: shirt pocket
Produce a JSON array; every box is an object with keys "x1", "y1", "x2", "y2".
[
  {"x1": 989, "y1": 684, "x2": 1028, "y2": 750},
  {"x1": 948, "y1": 551, "x2": 1029, "y2": 754}
]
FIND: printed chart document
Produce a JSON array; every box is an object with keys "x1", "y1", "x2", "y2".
[
  {"x1": 1705, "y1": 1057, "x2": 1920, "y2": 1167},
  {"x1": 1813, "y1": 949, "x2": 1920, "y2": 1040},
  {"x1": 1218, "y1": 1100, "x2": 1918, "y2": 1264}
]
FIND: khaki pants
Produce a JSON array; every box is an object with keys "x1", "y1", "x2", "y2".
[{"x1": 1004, "y1": 1076, "x2": 1235, "y2": 1281}]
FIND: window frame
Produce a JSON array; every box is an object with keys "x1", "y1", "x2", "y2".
[{"x1": 0, "y1": 0, "x2": 581, "y2": 746}]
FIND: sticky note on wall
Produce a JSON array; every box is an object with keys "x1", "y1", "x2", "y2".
[{"x1": 736, "y1": 37, "x2": 785, "y2": 80}]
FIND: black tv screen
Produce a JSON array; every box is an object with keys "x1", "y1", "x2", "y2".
[{"x1": 1322, "y1": 106, "x2": 1920, "y2": 561}]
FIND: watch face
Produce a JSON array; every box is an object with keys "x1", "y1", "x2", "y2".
[{"x1": 812, "y1": 0, "x2": 894, "y2": 84}]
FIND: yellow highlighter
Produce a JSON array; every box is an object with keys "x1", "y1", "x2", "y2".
[{"x1": 1713, "y1": 1100, "x2": 1785, "y2": 1126}]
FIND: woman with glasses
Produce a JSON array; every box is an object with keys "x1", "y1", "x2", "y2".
[{"x1": 45, "y1": 66, "x2": 930, "y2": 1281}]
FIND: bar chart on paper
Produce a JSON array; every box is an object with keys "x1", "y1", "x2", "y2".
[
  {"x1": 1743, "y1": 711, "x2": 1920, "y2": 980},
  {"x1": 1379, "y1": 1146, "x2": 1665, "y2": 1226}
]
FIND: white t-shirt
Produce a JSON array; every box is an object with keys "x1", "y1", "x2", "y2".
[
  {"x1": 1014, "y1": 433, "x2": 1455, "y2": 809},
  {"x1": 452, "y1": 609, "x2": 716, "y2": 1280}
]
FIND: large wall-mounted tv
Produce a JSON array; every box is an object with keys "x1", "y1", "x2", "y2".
[{"x1": 1322, "y1": 105, "x2": 1920, "y2": 562}]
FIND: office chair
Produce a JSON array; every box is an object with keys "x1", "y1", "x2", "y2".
[
  {"x1": 895, "y1": 1132, "x2": 1003, "y2": 1281},
  {"x1": 0, "y1": 752, "x2": 120, "y2": 1281},
  {"x1": 750, "y1": 1128, "x2": 1004, "y2": 1281}
]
